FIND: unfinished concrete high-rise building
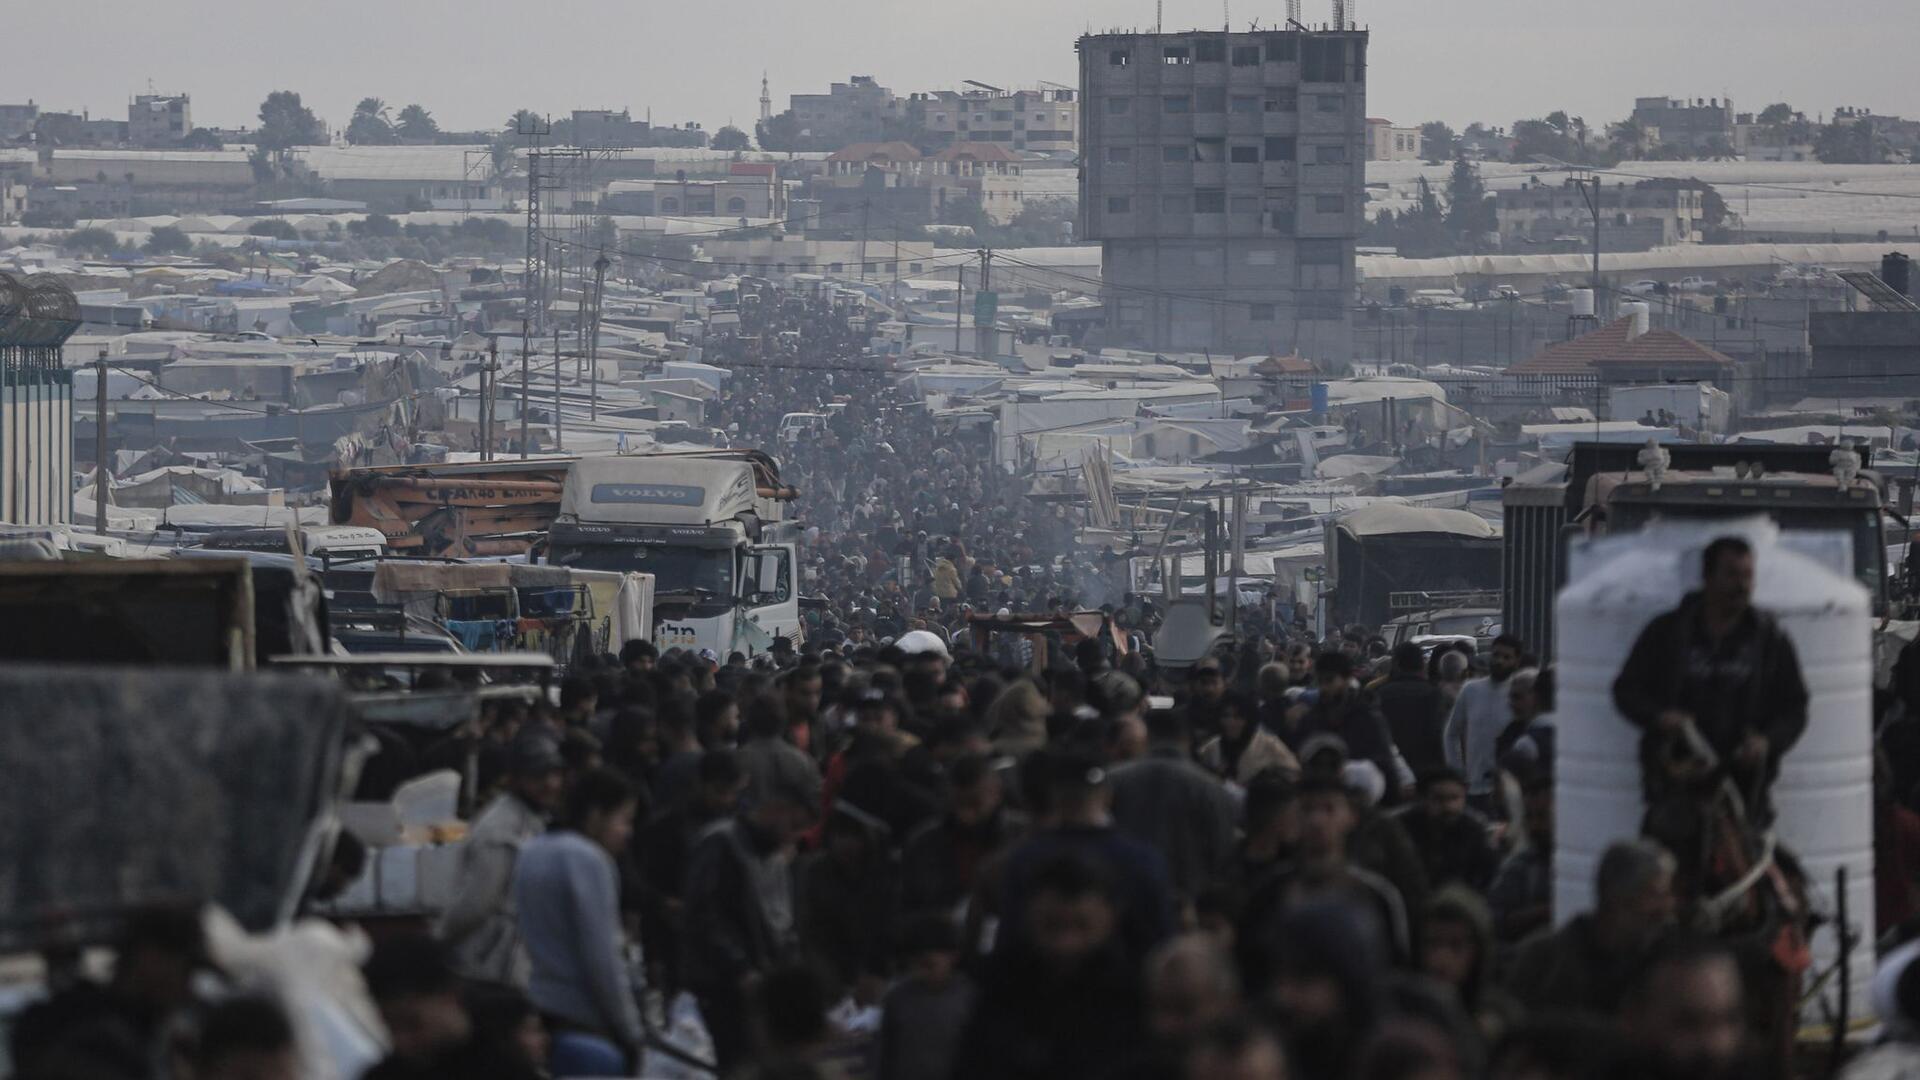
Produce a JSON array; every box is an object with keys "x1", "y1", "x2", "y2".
[{"x1": 1077, "y1": 24, "x2": 1367, "y2": 360}]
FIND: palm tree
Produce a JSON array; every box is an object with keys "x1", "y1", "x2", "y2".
[
  {"x1": 506, "y1": 109, "x2": 543, "y2": 135},
  {"x1": 1607, "y1": 118, "x2": 1648, "y2": 160},
  {"x1": 396, "y1": 104, "x2": 438, "y2": 141},
  {"x1": 347, "y1": 98, "x2": 396, "y2": 145}
]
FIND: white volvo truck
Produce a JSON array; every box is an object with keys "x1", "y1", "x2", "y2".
[{"x1": 547, "y1": 453, "x2": 802, "y2": 658}]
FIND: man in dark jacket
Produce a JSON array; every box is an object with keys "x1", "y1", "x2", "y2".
[
  {"x1": 634, "y1": 749, "x2": 745, "y2": 997},
  {"x1": 1613, "y1": 535, "x2": 1809, "y2": 824},
  {"x1": 1107, "y1": 708, "x2": 1239, "y2": 900},
  {"x1": 956, "y1": 853, "x2": 1148, "y2": 1080},
  {"x1": 900, "y1": 753, "x2": 1028, "y2": 913},
  {"x1": 1296, "y1": 651, "x2": 1405, "y2": 803},
  {"x1": 1393, "y1": 767, "x2": 1499, "y2": 892},
  {"x1": 1375, "y1": 642, "x2": 1446, "y2": 775},
  {"x1": 1506, "y1": 838, "x2": 1677, "y2": 1015},
  {"x1": 997, "y1": 751, "x2": 1176, "y2": 965},
  {"x1": 681, "y1": 775, "x2": 816, "y2": 1071}
]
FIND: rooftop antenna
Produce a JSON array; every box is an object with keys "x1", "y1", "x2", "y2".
[
  {"x1": 1156, "y1": 0, "x2": 1162, "y2": 33},
  {"x1": 1223, "y1": 0, "x2": 1230, "y2": 30}
]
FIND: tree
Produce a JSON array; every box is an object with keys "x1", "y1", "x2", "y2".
[
  {"x1": 256, "y1": 90, "x2": 325, "y2": 151},
  {"x1": 1815, "y1": 117, "x2": 1889, "y2": 164},
  {"x1": 61, "y1": 227, "x2": 120, "y2": 256},
  {"x1": 396, "y1": 104, "x2": 438, "y2": 141},
  {"x1": 1511, "y1": 118, "x2": 1574, "y2": 163},
  {"x1": 144, "y1": 225, "x2": 193, "y2": 255},
  {"x1": 247, "y1": 218, "x2": 299, "y2": 240},
  {"x1": 347, "y1": 98, "x2": 397, "y2": 145},
  {"x1": 182, "y1": 128, "x2": 224, "y2": 150},
  {"x1": 1606, "y1": 118, "x2": 1648, "y2": 160},
  {"x1": 1545, "y1": 110, "x2": 1571, "y2": 135},
  {"x1": 590, "y1": 215, "x2": 618, "y2": 251},
  {"x1": 1757, "y1": 103, "x2": 1796, "y2": 128},
  {"x1": 711, "y1": 125, "x2": 751, "y2": 152},
  {"x1": 1443, "y1": 156, "x2": 1496, "y2": 245},
  {"x1": 505, "y1": 109, "x2": 543, "y2": 134},
  {"x1": 348, "y1": 212, "x2": 401, "y2": 239},
  {"x1": 1364, "y1": 174, "x2": 1449, "y2": 255},
  {"x1": 755, "y1": 112, "x2": 800, "y2": 152},
  {"x1": 1419, "y1": 121, "x2": 1456, "y2": 161}
]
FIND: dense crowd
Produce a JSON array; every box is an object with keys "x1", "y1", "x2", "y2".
[{"x1": 21, "y1": 285, "x2": 1920, "y2": 1080}]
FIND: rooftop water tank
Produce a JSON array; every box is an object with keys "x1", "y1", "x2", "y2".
[
  {"x1": 1554, "y1": 518, "x2": 1874, "y2": 1021},
  {"x1": 1568, "y1": 289, "x2": 1596, "y2": 318},
  {"x1": 1621, "y1": 300, "x2": 1652, "y2": 337}
]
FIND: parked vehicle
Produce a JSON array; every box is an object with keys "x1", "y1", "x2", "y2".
[{"x1": 1620, "y1": 279, "x2": 1664, "y2": 297}]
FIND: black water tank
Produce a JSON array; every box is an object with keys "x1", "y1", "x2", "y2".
[{"x1": 1885, "y1": 252, "x2": 1913, "y2": 298}]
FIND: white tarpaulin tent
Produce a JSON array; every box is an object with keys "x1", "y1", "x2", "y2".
[{"x1": 1333, "y1": 502, "x2": 1498, "y2": 540}]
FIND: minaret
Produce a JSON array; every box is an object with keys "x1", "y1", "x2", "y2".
[{"x1": 759, "y1": 72, "x2": 772, "y2": 126}]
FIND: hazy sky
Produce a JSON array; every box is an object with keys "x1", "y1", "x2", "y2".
[{"x1": 5, "y1": 0, "x2": 1914, "y2": 137}]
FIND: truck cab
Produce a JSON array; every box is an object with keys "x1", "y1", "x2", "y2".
[
  {"x1": 1502, "y1": 441, "x2": 1891, "y2": 659},
  {"x1": 547, "y1": 454, "x2": 801, "y2": 657}
]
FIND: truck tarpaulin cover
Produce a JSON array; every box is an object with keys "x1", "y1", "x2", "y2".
[{"x1": 0, "y1": 666, "x2": 350, "y2": 951}]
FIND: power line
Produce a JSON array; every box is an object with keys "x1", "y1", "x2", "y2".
[{"x1": 1580, "y1": 165, "x2": 1920, "y2": 202}]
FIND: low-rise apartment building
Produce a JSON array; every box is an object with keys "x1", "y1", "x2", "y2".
[
  {"x1": 130, "y1": 94, "x2": 191, "y2": 147},
  {"x1": 1494, "y1": 177, "x2": 1704, "y2": 250},
  {"x1": 911, "y1": 87, "x2": 1079, "y2": 155},
  {"x1": 1630, "y1": 96, "x2": 1735, "y2": 154},
  {"x1": 1365, "y1": 118, "x2": 1420, "y2": 161}
]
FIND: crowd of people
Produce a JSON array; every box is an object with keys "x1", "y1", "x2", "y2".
[{"x1": 16, "y1": 284, "x2": 1920, "y2": 1080}]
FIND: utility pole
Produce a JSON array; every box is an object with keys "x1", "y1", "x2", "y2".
[
  {"x1": 523, "y1": 143, "x2": 542, "y2": 338},
  {"x1": 976, "y1": 247, "x2": 994, "y2": 361},
  {"x1": 482, "y1": 336, "x2": 497, "y2": 461},
  {"x1": 1577, "y1": 175, "x2": 1604, "y2": 316},
  {"x1": 519, "y1": 316, "x2": 531, "y2": 458},
  {"x1": 552, "y1": 325, "x2": 564, "y2": 450},
  {"x1": 858, "y1": 199, "x2": 870, "y2": 283},
  {"x1": 94, "y1": 350, "x2": 108, "y2": 535},
  {"x1": 955, "y1": 263, "x2": 966, "y2": 353},
  {"x1": 589, "y1": 254, "x2": 609, "y2": 423},
  {"x1": 1227, "y1": 488, "x2": 1247, "y2": 637}
]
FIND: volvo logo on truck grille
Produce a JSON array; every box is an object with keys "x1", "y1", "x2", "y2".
[{"x1": 591, "y1": 483, "x2": 705, "y2": 506}]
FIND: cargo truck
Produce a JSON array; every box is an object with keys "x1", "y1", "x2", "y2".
[
  {"x1": 1503, "y1": 440, "x2": 1888, "y2": 660},
  {"x1": 546, "y1": 453, "x2": 802, "y2": 657}
]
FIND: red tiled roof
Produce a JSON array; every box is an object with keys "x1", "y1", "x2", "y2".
[
  {"x1": 1593, "y1": 329, "x2": 1737, "y2": 368},
  {"x1": 729, "y1": 162, "x2": 775, "y2": 176},
  {"x1": 1504, "y1": 317, "x2": 1736, "y2": 376},
  {"x1": 1255, "y1": 353, "x2": 1315, "y2": 374},
  {"x1": 825, "y1": 141, "x2": 923, "y2": 163}
]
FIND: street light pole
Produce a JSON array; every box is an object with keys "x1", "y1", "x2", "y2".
[{"x1": 94, "y1": 349, "x2": 108, "y2": 535}]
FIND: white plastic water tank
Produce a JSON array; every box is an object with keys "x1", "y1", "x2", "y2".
[
  {"x1": 1568, "y1": 289, "x2": 1596, "y2": 318},
  {"x1": 1621, "y1": 300, "x2": 1652, "y2": 337},
  {"x1": 1554, "y1": 518, "x2": 1874, "y2": 1020}
]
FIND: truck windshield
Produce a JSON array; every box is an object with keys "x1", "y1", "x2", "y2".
[{"x1": 552, "y1": 543, "x2": 734, "y2": 596}]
